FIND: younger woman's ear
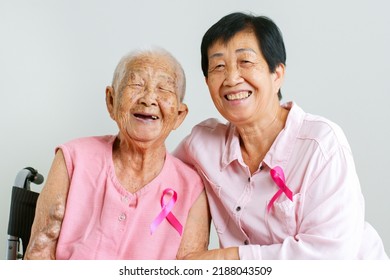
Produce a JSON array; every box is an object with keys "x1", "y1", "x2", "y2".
[{"x1": 273, "y1": 63, "x2": 285, "y2": 92}]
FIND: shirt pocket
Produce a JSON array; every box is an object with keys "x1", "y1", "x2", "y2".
[
  {"x1": 196, "y1": 166, "x2": 231, "y2": 234},
  {"x1": 268, "y1": 193, "x2": 301, "y2": 238}
]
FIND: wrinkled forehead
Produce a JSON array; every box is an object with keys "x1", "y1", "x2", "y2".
[{"x1": 126, "y1": 55, "x2": 177, "y2": 83}]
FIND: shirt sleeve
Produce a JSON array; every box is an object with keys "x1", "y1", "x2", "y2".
[
  {"x1": 239, "y1": 245, "x2": 262, "y2": 259},
  {"x1": 241, "y1": 145, "x2": 366, "y2": 259},
  {"x1": 55, "y1": 144, "x2": 74, "y2": 179}
]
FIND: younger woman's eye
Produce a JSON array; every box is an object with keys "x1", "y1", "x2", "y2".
[
  {"x1": 209, "y1": 64, "x2": 225, "y2": 73},
  {"x1": 239, "y1": 60, "x2": 256, "y2": 68}
]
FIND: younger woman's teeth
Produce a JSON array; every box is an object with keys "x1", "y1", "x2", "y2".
[{"x1": 226, "y1": 91, "x2": 252, "y2": 101}]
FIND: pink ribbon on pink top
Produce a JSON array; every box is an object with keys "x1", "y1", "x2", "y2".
[
  {"x1": 267, "y1": 166, "x2": 293, "y2": 212},
  {"x1": 150, "y1": 188, "x2": 183, "y2": 236}
]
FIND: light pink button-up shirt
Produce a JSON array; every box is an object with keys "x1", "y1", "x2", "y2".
[{"x1": 174, "y1": 102, "x2": 388, "y2": 259}]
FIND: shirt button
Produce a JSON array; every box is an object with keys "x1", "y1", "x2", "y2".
[
  {"x1": 118, "y1": 213, "x2": 126, "y2": 221},
  {"x1": 244, "y1": 240, "x2": 249, "y2": 245},
  {"x1": 236, "y1": 206, "x2": 241, "y2": 212}
]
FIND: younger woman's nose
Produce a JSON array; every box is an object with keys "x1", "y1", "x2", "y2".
[{"x1": 223, "y1": 65, "x2": 244, "y2": 86}]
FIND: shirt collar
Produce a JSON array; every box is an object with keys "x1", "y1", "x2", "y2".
[
  {"x1": 221, "y1": 122, "x2": 242, "y2": 169},
  {"x1": 263, "y1": 101, "x2": 305, "y2": 170},
  {"x1": 220, "y1": 101, "x2": 305, "y2": 171}
]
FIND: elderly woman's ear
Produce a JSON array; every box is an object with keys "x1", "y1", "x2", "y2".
[
  {"x1": 172, "y1": 102, "x2": 188, "y2": 130},
  {"x1": 105, "y1": 86, "x2": 115, "y2": 120}
]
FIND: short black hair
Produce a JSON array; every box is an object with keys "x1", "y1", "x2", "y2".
[{"x1": 201, "y1": 12, "x2": 286, "y2": 100}]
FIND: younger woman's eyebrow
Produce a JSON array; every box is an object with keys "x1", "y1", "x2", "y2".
[
  {"x1": 209, "y1": 47, "x2": 257, "y2": 59},
  {"x1": 208, "y1": 52, "x2": 223, "y2": 60},
  {"x1": 236, "y1": 48, "x2": 257, "y2": 54}
]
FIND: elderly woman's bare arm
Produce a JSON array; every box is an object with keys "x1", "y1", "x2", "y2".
[
  {"x1": 24, "y1": 149, "x2": 69, "y2": 260},
  {"x1": 176, "y1": 190, "x2": 210, "y2": 259},
  {"x1": 176, "y1": 189, "x2": 239, "y2": 260}
]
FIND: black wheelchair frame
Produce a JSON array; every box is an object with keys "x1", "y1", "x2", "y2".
[{"x1": 6, "y1": 167, "x2": 43, "y2": 260}]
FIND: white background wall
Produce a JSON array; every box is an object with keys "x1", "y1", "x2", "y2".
[{"x1": 1, "y1": 0, "x2": 389, "y2": 259}]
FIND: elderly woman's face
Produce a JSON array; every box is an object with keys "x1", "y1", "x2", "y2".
[
  {"x1": 205, "y1": 30, "x2": 284, "y2": 125},
  {"x1": 109, "y1": 54, "x2": 187, "y2": 144}
]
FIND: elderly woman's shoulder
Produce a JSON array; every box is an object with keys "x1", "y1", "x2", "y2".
[{"x1": 62, "y1": 135, "x2": 116, "y2": 150}]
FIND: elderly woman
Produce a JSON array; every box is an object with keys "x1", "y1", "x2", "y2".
[
  {"x1": 24, "y1": 48, "x2": 209, "y2": 259},
  {"x1": 174, "y1": 12, "x2": 388, "y2": 259}
]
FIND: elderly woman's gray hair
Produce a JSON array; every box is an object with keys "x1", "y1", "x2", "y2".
[{"x1": 111, "y1": 47, "x2": 186, "y2": 102}]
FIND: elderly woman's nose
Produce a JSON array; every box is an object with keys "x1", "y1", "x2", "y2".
[{"x1": 139, "y1": 88, "x2": 158, "y2": 106}]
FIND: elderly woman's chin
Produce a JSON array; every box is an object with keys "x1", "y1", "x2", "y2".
[{"x1": 125, "y1": 123, "x2": 167, "y2": 143}]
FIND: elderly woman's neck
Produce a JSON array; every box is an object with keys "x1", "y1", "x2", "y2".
[{"x1": 112, "y1": 137, "x2": 167, "y2": 193}]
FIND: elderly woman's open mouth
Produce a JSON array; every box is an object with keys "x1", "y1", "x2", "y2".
[{"x1": 133, "y1": 113, "x2": 159, "y2": 121}]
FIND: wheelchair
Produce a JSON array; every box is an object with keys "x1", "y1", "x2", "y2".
[{"x1": 6, "y1": 167, "x2": 43, "y2": 260}]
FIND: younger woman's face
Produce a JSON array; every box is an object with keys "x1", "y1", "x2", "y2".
[{"x1": 206, "y1": 30, "x2": 284, "y2": 126}]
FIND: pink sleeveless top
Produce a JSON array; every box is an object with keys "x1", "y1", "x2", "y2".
[{"x1": 55, "y1": 135, "x2": 203, "y2": 259}]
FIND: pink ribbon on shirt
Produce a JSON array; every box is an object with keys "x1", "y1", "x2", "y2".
[
  {"x1": 267, "y1": 166, "x2": 293, "y2": 212},
  {"x1": 150, "y1": 188, "x2": 183, "y2": 236}
]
